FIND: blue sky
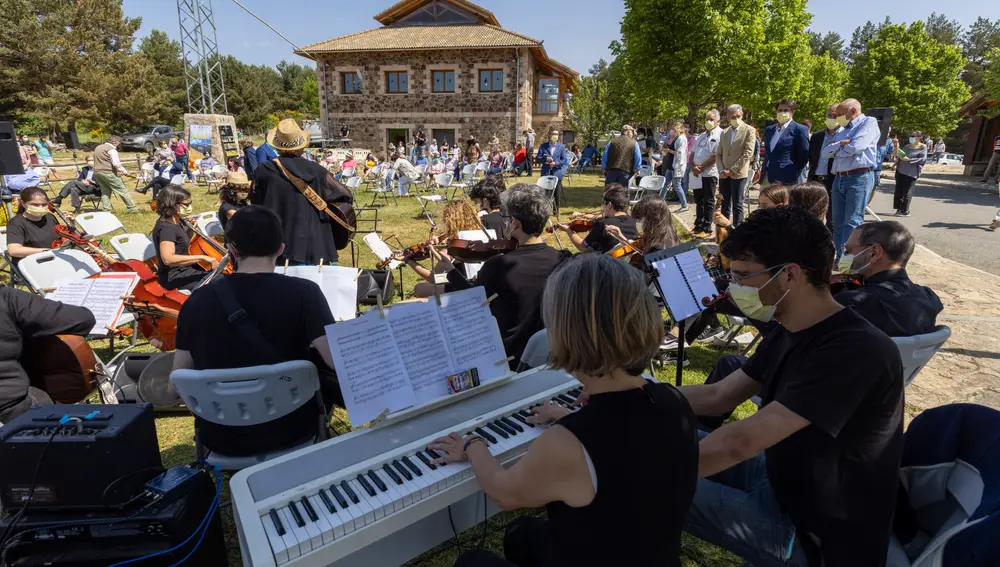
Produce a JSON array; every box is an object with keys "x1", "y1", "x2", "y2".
[{"x1": 123, "y1": 0, "x2": 1000, "y2": 74}]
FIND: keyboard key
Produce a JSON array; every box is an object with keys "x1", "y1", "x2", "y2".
[
  {"x1": 416, "y1": 451, "x2": 437, "y2": 470},
  {"x1": 494, "y1": 419, "x2": 517, "y2": 436},
  {"x1": 501, "y1": 416, "x2": 524, "y2": 432},
  {"x1": 329, "y1": 485, "x2": 349, "y2": 509},
  {"x1": 518, "y1": 409, "x2": 532, "y2": 419},
  {"x1": 557, "y1": 394, "x2": 576, "y2": 405},
  {"x1": 486, "y1": 422, "x2": 509, "y2": 439},
  {"x1": 392, "y1": 460, "x2": 413, "y2": 481},
  {"x1": 340, "y1": 481, "x2": 359, "y2": 504},
  {"x1": 356, "y1": 474, "x2": 376, "y2": 497},
  {"x1": 474, "y1": 427, "x2": 498, "y2": 444},
  {"x1": 425, "y1": 448, "x2": 443, "y2": 460},
  {"x1": 401, "y1": 456, "x2": 422, "y2": 476},
  {"x1": 269, "y1": 508, "x2": 286, "y2": 536},
  {"x1": 318, "y1": 489, "x2": 336, "y2": 513},
  {"x1": 346, "y1": 479, "x2": 376, "y2": 525},
  {"x1": 307, "y1": 494, "x2": 336, "y2": 544},
  {"x1": 368, "y1": 469, "x2": 388, "y2": 492},
  {"x1": 288, "y1": 500, "x2": 306, "y2": 527},
  {"x1": 382, "y1": 463, "x2": 403, "y2": 485},
  {"x1": 262, "y1": 511, "x2": 289, "y2": 564},
  {"x1": 511, "y1": 413, "x2": 534, "y2": 427},
  {"x1": 279, "y1": 507, "x2": 309, "y2": 556},
  {"x1": 300, "y1": 497, "x2": 318, "y2": 522}
]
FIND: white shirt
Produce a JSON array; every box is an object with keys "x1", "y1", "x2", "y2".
[
  {"x1": 770, "y1": 121, "x2": 790, "y2": 152},
  {"x1": 108, "y1": 147, "x2": 127, "y2": 173},
  {"x1": 671, "y1": 134, "x2": 688, "y2": 174},
  {"x1": 392, "y1": 157, "x2": 419, "y2": 180},
  {"x1": 729, "y1": 126, "x2": 739, "y2": 145},
  {"x1": 692, "y1": 127, "x2": 723, "y2": 178}
]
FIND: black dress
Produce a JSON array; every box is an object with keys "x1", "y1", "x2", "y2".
[{"x1": 251, "y1": 156, "x2": 354, "y2": 265}]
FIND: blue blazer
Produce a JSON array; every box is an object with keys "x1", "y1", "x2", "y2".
[
  {"x1": 255, "y1": 143, "x2": 278, "y2": 165},
  {"x1": 763, "y1": 120, "x2": 810, "y2": 185},
  {"x1": 536, "y1": 142, "x2": 567, "y2": 179}
]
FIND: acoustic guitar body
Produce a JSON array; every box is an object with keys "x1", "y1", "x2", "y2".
[{"x1": 21, "y1": 335, "x2": 99, "y2": 403}]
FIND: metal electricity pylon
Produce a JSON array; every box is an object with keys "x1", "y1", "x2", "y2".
[{"x1": 177, "y1": 0, "x2": 228, "y2": 115}]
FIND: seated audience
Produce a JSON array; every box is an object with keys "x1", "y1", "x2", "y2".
[
  {"x1": 390, "y1": 151, "x2": 420, "y2": 197},
  {"x1": 5, "y1": 187, "x2": 62, "y2": 266},
  {"x1": 680, "y1": 207, "x2": 904, "y2": 567},
  {"x1": 152, "y1": 184, "x2": 217, "y2": 291},
  {"x1": 488, "y1": 147, "x2": 504, "y2": 174},
  {"x1": 2, "y1": 168, "x2": 42, "y2": 194},
  {"x1": 0, "y1": 287, "x2": 95, "y2": 424},
  {"x1": 558, "y1": 184, "x2": 638, "y2": 254},
  {"x1": 511, "y1": 142, "x2": 527, "y2": 175},
  {"x1": 837, "y1": 221, "x2": 943, "y2": 336},
  {"x1": 52, "y1": 156, "x2": 101, "y2": 211},
  {"x1": 443, "y1": 254, "x2": 699, "y2": 567},
  {"x1": 199, "y1": 152, "x2": 216, "y2": 173},
  {"x1": 436, "y1": 184, "x2": 570, "y2": 366},
  {"x1": 217, "y1": 171, "x2": 252, "y2": 224},
  {"x1": 172, "y1": 205, "x2": 338, "y2": 456}
]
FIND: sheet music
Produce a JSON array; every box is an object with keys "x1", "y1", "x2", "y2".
[
  {"x1": 325, "y1": 312, "x2": 415, "y2": 425},
  {"x1": 48, "y1": 274, "x2": 137, "y2": 335},
  {"x1": 457, "y1": 230, "x2": 495, "y2": 280},
  {"x1": 362, "y1": 233, "x2": 401, "y2": 270},
  {"x1": 651, "y1": 248, "x2": 717, "y2": 322},
  {"x1": 437, "y1": 287, "x2": 507, "y2": 384},
  {"x1": 275, "y1": 265, "x2": 357, "y2": 321},
  {"x1": 676, "y1": 249, "x2": 719, "y2": 307},
  {"x1": 387, "y1": 301, "x2": 455, "y2": 403}
]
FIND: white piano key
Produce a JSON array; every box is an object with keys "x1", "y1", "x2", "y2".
[
  {"x1": 278, "y1": 507, "x2": 308, "y2": 558},
  {"x1": 346, "y1": 479, "x2": 377, "y2": 526},
  {"x1": 378, "y1": 471, "x2": 405, "y2": 513},
  {"x1": 326, "y1": 488, "x2": 355, "y2": 536},
  {"x1": 297, "y1": 501, "x2": 324, "y2": 550},
  {"x1": 307, "y1": 495, "x2": 335, "y2": 545},
  {"x1": 406, "y1": 459, "x2": 433, "y2": 500},
  {"x1": 412, "y1": 456, "x2": 445, "y2": 494},
  {"x1": 363, "y1": 476, "x2": 393, "y2": 519},
  {"x1": 260, "y1": 512, "x2": 290, "y2": 565}
]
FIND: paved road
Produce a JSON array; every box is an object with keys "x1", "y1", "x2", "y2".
[{"x1": 866, "y1": 170, "x2": 1000, "y2": 276}]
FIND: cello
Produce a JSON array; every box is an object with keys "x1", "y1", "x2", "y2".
[
  {"x1": 179, "y1": 216, "x2": 233, "y2": 275},
  {"x1": 21, "y1": 335, "x2": 104, "y2": 404}
]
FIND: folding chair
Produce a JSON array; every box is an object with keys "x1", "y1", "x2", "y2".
[
  {"x1": 109, "y1": 233, "x2": 156, "y2": 263},
  {"x1": 346, "y1": 177, "x2": 379, "y2": 234},
  {"x1": 416, "y1": 174, "x2": 453, "y2": 225},
  {"x1": 536, "y1": 176, "x2": 559, "y2": 206},
  {"x1": 0, "y1": 226, "x2": 35, "y2": 292},
  {"x1": 628, "y1": 165, "x2": 654, "y2": 188},
  {"x1": 410, "y1": 164, "x2": 429, "y2": 193},
  {"x1": 205, "y1": 165, "x2": 226, "y2": 194},
  {"x1": 75, "y1": 211, "x2": 126, "y2": 238},
  {"x1": 893, "y1": 325, "x2": 951, "y2": 387},
  {"x1": 193, "y1": 211, "x2": 223, "y2": 237},
  {"x1": 449, "y1": 164, "x2": 478, "y2": 199},
  {"x1": 170, "y1": 360, "x2": 329, "y2": 471},
  {"x1": 361, "y1": 163, "x2": 384, "y2": 191},
  {"x1": 369, "y1": 169, "x2": 398, "y2": 207},
  {"x1": 631, "y1": 175, "x2": 666, "y2": 204},
  {"x1": 564, "y1": 156, "x2": 579, "y2": 186},
  {"x1": 17, "y1": 249, "x2": 101, "y2": 295},
  {"x1": 473, "y1": 160, "x2": 489, "y2": 183}
]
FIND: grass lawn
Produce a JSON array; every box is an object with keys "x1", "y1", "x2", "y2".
[{"x1": 16, "y1": 162, "x2": 751, "y2": 567}]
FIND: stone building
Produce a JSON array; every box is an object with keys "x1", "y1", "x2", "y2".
[
  {"x1": 959, "y1": 93, "x2": 1000, "y2": 177},
  {"x1": 297, "y1": 0, "x2": 578, "y2": 157}
]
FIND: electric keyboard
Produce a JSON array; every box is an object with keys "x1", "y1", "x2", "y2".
[{"x1": 230, "y1": 368, "x2": 580, "y2": 567}]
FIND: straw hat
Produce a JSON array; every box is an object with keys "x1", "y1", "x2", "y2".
[
  {"x1": 266, "y1": 119, "x2": 310, "y2": 153},
  {"x1": 227, "y1": 171, "x2": 250, "y2": 186}
]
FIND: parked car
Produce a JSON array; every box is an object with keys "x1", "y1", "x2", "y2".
[
  {"x1": 119, "y1": 125, "x2": 180, "y2": 153},
  {"x1": 937, "y1": 153, "x2": 963, "y2": 166}
]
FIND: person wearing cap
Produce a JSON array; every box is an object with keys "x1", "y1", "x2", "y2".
[
  {"x1": 338, "y1": 151, "x2": 357, "y2": 181},
  {"x1": 218, "y1": 171, "x2": 252, "y2": 224},
  {"x1": 251, "y1": 119, "x2": 355, "y2": 266}
]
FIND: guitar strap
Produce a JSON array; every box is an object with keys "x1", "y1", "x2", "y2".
[
  {"x1": 211, "y1": 277, "x2": 283, "y2": 365},
  {"x1": 272, "y1": 158, "x2": 356, "y2": 233}
]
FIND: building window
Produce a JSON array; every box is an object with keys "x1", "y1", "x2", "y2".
[
  {"x1": 479, "y1": 69, "x2": 503, "y2": 92},
  {"x1": 432, "y1": 70, "x2": 455, "y2": 93},
  {"x1": 386, "y1": 71, "x2": 409, "y2": 93},
  {"x1": 341, "y1": 72, "x2": 362, "y2": 94},
  {"x1": 536, "y1": 78, "x2": 559, "y2": 114}
]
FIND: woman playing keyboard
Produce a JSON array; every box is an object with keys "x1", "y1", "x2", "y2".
[{"x1": 429, "y1": 253, "x2": 700, "y2": 567}]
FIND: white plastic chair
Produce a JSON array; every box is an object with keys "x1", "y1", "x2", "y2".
[
  {"x1": 75, "y1": 211, "x2": 125, "y2": 238},
  {"x1": 169, "y1": 360, "x2": 329, "y2": 471},
  {"x1": 893, "y1": 325, "x2": 952, "y2": 387},
  {"x1": 449, "y1": 164, "x2": 478, "y2": 198},
  {"x1": 536, "y1": 175, "x2": 559, "y2": 205},
  {"x1": 345, "y1": 176, "x2": 379, "y2": 233},
  {"x1": 138, "y1": 162, "x2": 156, "y2": 184},
  {"x1": 194, "y1": 211, "x2": 223, "y2": 237},
  {"x1": 631, "y1": 175, "x2": 666, "y2": 204},
  {"x1": 369, "y1": 169, "x2": 398, "y2": 207},
  {"x1": 629, "y1": 165, "x2": 654, "y2": 188},
  {"x1": 417, "y1": 174, "x2": 453, "y2": 224},
  {"x1": 341, "y1": 167, "x2": 356, "y2": 179},
  {"x1": 517, "y1": 329, "x2": 550, "y2": 371},
  {"x1": 16, "y1": 249, "x2": 101, "y2": 295},
  {"x1": 109, "y1": 233, "x2": 156, "y2": 263}
]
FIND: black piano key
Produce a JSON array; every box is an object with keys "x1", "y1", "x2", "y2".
[
  {"x1": 288, "y1": 501, "x2": 306, "y2": 527},
  {"x1": 494, "y1": 419, "x2": 517, "y2": 436},
  {"x1": 328, "y1": 484, "x2": 348, "y2": 509},
  {"x1": 368, "y1": 469, "x2": 388, "y2": 492},
  {"x1": 416, "y1": 451, "x2": 437, "y2": 470},
  {"x1": 300, "y1": 497, "x2": 318, "y2": 522},
  {"x1": 425, "y1": 448, "x2": 443, "y2": 461},
  {"x1": 356, "y1": 474, "x2": 377, "y2": 497},
  {"x1": 486, "y1": 422, "x2": 509, "y2": 439},
  {"x1": 501, "y1": 416, "x2": 523, "y2": 432},
  {"x1": 382, "y1": 463, "x2": 403, "y2": 485},
  {"x1": 269, "y1": 508, "x2": 286, "y2": 536},
  {"x1": 518, "y1": 409, "x2": 532, "y2": 418},
  {"x1": 401, "y1": 456, "x2": 423, "y2": 476},
  {"x1": 392, "y1": 460, "x2": 413, "y2": 481},
  {"x1": 474, "y1": 427, "x2": 498, "y2": 444},
  {"x1": 318, "y1": 489, "x2": 336, "y2": 513},
  {"x1": 340, "y1": 480, "x2": 359, "y2": 504},
  {"x1": 511, "y1": 413, "x2": 534, "y2": 428},
  {"x1": 557, "y1": 394, "x2": 576, "y2": 405}
]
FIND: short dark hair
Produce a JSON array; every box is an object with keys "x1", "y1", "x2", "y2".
[
  {"x1": 788, "y1": 182, "x2": 829, "y2": 223},
  {"x1": 722, "y1": 207, "x2": 833, "y2": 288},
  {"x1": 602, "y1": 185, "x2": 629, "y2": 212},
  {"x1": 155, "y1": 184, "x2": 191, "y2": 220},
  {"x1": 16, "y1": 186, "x2": 47, "y2": 213},
  {"x1": 857, "y1": 221, "x2": 915, "y2": 267},
  {"x1": 776, "y1": 98, "x2": 797, "y2": 111},
  {"x1": 468, "y1": 175, "x2": 505, "y2": 210},
  {"x1": 225, "y1": 205, "x2": 283, "y2": 258},
  {"x1": 503, "y1": 184, "x2": 551, "y2": 235}
]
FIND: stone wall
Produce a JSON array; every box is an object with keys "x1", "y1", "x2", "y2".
[
  {"x1": 182, "y1": 113, "x2": 237, "y2": 162},
  {"x1": 316, "y1": 48, "x2": 567, "y2": 155}
]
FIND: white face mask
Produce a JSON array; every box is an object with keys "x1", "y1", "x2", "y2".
[
  {"x1": 908, "y1": 137, "x2": 918, "y2": 145},
  {"x1": 836, "y1": 115, "x2": 850, "y2": 127},
  {"x1": 728, "y1": 266, "x2": 789, "y2": 323},
  {"x1": 837, "y1": 246, "x2": 873, "y2": 275},
  {"x1": 635, "y1": 220, "x2": 644, "y2": 233}
]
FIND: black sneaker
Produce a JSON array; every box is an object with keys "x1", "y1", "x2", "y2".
[{"x1": 694, "y1": 326, "x2": 726, "y2": 344}]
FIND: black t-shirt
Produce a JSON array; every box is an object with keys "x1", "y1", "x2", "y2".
[
  {"x1": 446, "y1": 243, "x2": 569, "y2": 366},
  {"x1": 218, "y1": 201, "x2": 245, "y2": 226},
  {"x1": 151, "y1": 219, "x2": 193, "y2": 284},
  {"x1": 6, "y1": 213, "x2": 59, "y2": 265},
  {"x1": 480, "y1": 211, "x2": 509, "y2": 240},
  {"x1": 835, "y1": 269, "x2": 942, "y2": 337},
  {"x1": 583, "y1": 214, "x2": 638, "y2": 254},
  {"x1": 175, "y1": 272, "x2": 337, "y2": 454},
  {"x1": 742, "y1": 307, "x2": 904, "y2": 566}
]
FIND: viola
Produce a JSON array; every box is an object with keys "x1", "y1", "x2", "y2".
[
  {"x1": 51, "y1": 223, "x2": 117, "y2": 271},
  {"x1": 446, "y1": 238, "x2": 517, "y2": 262},
  {"x1": 109, "y1": 259, "x2": 189, "y2": 352},
  {"x1": 702, "y1": 290, "x2": 731, "y2": 308}
]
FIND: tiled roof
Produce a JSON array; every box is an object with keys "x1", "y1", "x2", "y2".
[
  {"x1": 299, "y1": 24, "x2": 541, "y2": 54},
  {"x1": 374, "y1": 0, "x2": 500, "y2": 26}
]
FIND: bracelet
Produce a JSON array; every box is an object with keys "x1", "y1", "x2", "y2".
[{"x1": 463, "y1": 436, "x2": 487, "y2": 453}]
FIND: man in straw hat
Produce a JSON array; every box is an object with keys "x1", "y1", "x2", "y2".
[{"x1": 251, "y1": 119, "x2": 355, "y2": 265}]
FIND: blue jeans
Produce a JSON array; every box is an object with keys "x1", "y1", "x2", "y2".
[
  {"x1": 685, "y1": 431, "x2": 809, "y2": 567},
  {"x1": 673, "y1": 174, "x2": 687, "y2": 208},
  {"x1": 660, "y1": 170, "x2": 674, "y2": 199},
  {"x1": 831, "y1": 171, "x2": 874, "y2": 259},
  {"x1": 682, "y1": 162, "x2": 692, "y2": 195}
]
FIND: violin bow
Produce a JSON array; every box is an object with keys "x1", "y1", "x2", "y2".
[{"x1": 547, "y1": 218, "x2": 565, "y2": 250}]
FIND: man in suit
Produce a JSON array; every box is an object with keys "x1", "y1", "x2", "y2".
[
  {"x1": 808, "y1": 104, "x2": 843, "y2": 229},
  {"x1": 52, "y1": 156, "x2": 101, "y2": 211},
  {"x1": 536, "y1": 128, "x2": 568, "y2": 217},
  {"x1": 717, "y1": 104, "x2": 757, "y2": 228},
  {"x1": 762, "y1": 98, "x2": 810, "y2": 186}
]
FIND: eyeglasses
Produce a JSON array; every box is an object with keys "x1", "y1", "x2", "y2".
[{"x1": 727, "y1": 263, "x2": 788, "y2": 285}]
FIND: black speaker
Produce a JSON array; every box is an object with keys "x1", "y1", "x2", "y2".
[
  {"x1": 0, "y1": 121, "x2": 25, "y2": 176},
  {"x1": 61, "y1": 130, "x2": 81, "y2": 150},
  {"x1": 356, "y1": 269, "x2": 395, "y2": 306},
  {"x1": 867, "y1": 107, "x2": 894, "y2": 146}
]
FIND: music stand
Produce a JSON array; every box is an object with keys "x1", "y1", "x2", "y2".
[{"x1": 644, "y1": 243, "x2": 724, "y2": 386}]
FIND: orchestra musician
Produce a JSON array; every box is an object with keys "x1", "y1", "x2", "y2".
[
  {"x1": 151, "y1": 184, "x2": 218, "y2": 291},
  {"x1": 5, "y1": 187, "x2": 63, "y2": 266},
  {"x1": 432, "y1": 184, "x2": 570, "y2": 367},
  {"x1": 836, "y1": 221, "x2": 943, "y2": 336},
  {"x1": 433, "y1": 254, "x2": 699, "y2": 567},
  {"x1": 679, "y1": 207, "x2": 904, "y2": 567},
  {"x1": 467, "y1": 175, "x2": 509, "y2": 240},
  {"x1": 171, "y1": 205, "x2": 338, "y2": 456},
  {"x1": 556, "y1": 184, "x2": 638, "y2": 254},
  {"x1": 217, "y1": 171, "x2": 252, "y2": 225},
  {"x1": 400, "y1": 199, "x2": 487, "y2": 298},
  {"x1": 0, "y1": 287, "x2": 95, "y2": 425},
  {"x1": 603, "y1": 194, "x2": 680, "y2": 261}
]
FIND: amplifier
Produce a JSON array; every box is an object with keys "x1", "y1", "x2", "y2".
[
  {"x1": 0, "y1": 466, "x2": 226, "y2": 566},
  {"x1": 0, "y1": 404, "x2": 161, "y2": 510}
]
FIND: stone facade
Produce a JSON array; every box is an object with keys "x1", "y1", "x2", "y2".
[{"x1": 316, "y1": 47, "x2": 569, "y2": 157}]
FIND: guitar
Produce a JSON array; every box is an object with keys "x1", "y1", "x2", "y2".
[{"x1": 20, "y1": 335, "x2": 102, "y2": 403}]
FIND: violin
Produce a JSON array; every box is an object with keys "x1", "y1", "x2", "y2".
[
  {"x1": 48, "y1": 209, "x2": 117, "y2": 271},
  {"x1": 179, "y1": 216, "x2": 233, "y2": 275},
  {"x1": 830, "y1": 273, "x2": 863, "y2": 294},
  {"x1": 377, "y1": 242, "x2": 442, "y2": 269},
  {"x1": 446, "y1": 238, "x2": 517, "y2": 262},
  {"x1": 702, "y1": 290, "x2": 731, "y2": 308},
  {"x1": 545, "y1": 219, "x2": 594, "y2": 233}
]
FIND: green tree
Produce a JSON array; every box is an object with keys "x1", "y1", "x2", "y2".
[
  {"x1": 808, "y1": 31, "x2": 845, "y2": 63},
  {"x1": 924, "y1": 12, "x2": 961, "y2": 46},
  {"x1": 567, "y1": 62, "x2": 622, "y2": 146},
  {"x1": 220, "y1": 55, "x2": 283, "y2": 133},
  {"x1": 793, "y1": 53, "x2": 848, "y2": 124},
  {"x1": 847, "y1": 18, "x2": 891, "y2": 64},
  {"x1": 275, "y1": 61, "x2": 318, "y2": 117},
  {"x1": 138, "y1": 29, "x2": 186, "y2": 125},
  {"x1": 983, "y1": 48, "x2": 1000, "y2": 118},
  {"x1": 848, "y1": 21, "x2": 970, "y2": 137},
  {"x1": 961, "y1": 17, "x2": 1000, "y2": 90}
]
